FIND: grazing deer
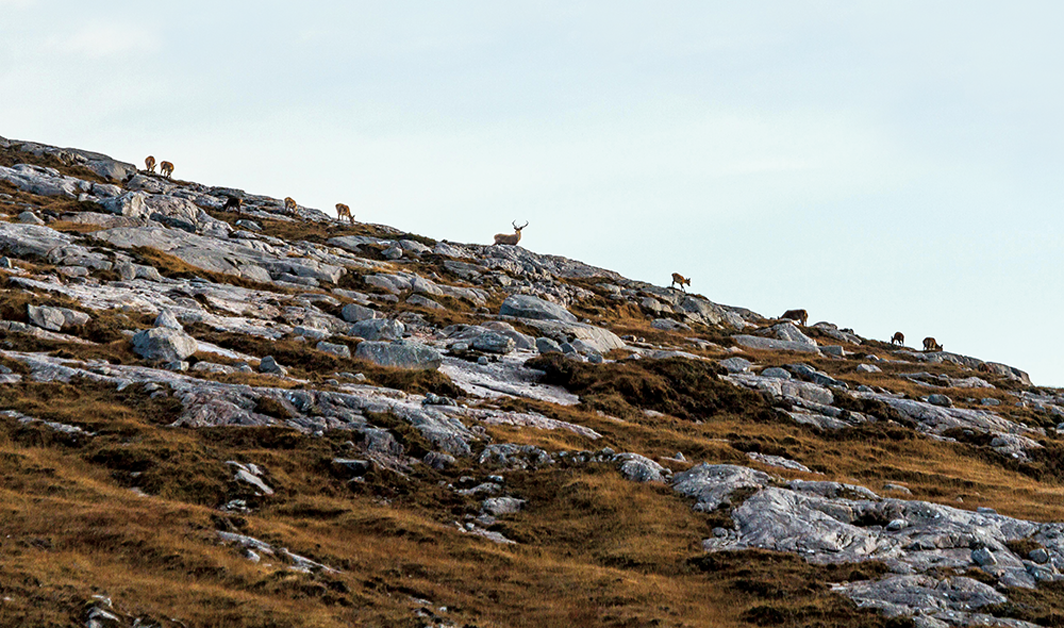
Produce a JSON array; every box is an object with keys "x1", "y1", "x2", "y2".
[
  {"x1": 922, "y1": 337, "x2": 943, "y2": 352},
  {"x1": 781, "y1": 309, "x2": 809, "y2": 326},
  {"x1": 493, "y1": 220, "x2": 528, "y2": 246},
  {"x1": 335, "y1": 203, "x2": 353, "y2": 224},
  {"x1": 978, "y1": 362, "x2": 994, "y2": 374},
  {"x1": 284, "y1": 197, "x2": 298, "y2": 215},
  {"x1": 223, "y1": 196, "x2": 242, "y2": 212},
  {"x1": 144, "y1": 155, "x2": 156, "y2": 173},
  {"x1": 891, "y1": 331, "x2": 905, "y2": 346},
  {"x1": 159, "y1": 161, "x2": 174, "y2": 178},
  {"x1": 671, "y1": 273, "x2": 691, "y2": 292}
]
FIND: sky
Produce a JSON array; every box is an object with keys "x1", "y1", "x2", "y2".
[{"x1": 1, "y1": 1, "x2": 1061, "y2": 385}]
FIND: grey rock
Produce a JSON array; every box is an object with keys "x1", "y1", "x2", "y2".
[
  {"x1": 354, "y1": 341, "x2": 442, "y2": 370},
  {"x1": 259, "y1": 356, "x2": 288, "y2": 376},
  {"x1": 524, "y1": 319, "x2": 626, "y2": 353},
  {"x1": 316, "y1": 341, "x2": 352, "y2": 359},
  {"x1": 472, "y1": 331, "x2": 516, "y2": 355},
  {"x1": 971, "y1": 547, "x2": 996, "y2": 566},
  {"x1": 481, "y1": 496, "x2": 526, "y2": 516},
  {"x1": 761, "y1": 367, "x2": 792, "y2": 379},
  {"x1": 746, "y1": 452, "x2": 812, "y2": 473},
  {"x1": 16, "y1": 211, "x2": 44, "y2": 225},
  {"x1": 787, "y1": 363, "x2": 846, "y2": 388},
  {"x1": 613, "y1": 453, "x2": 669, "y2": 483},
  {"x1": 821, "y1": 345, "x2": 846, "y2": 357},
  {"x1": 535, "y1": 337, "x2": 563, "y2": 354},
  {"x1": 719, "y1": 357, "x2": 753, "y2": 373},
  {"x1": 349, "y1": 318, "x2": 405, "y2": 341},
  {"x1": 651, "y1": 318, "x2": 691, "y2": 331},
  {"x1": 733, "y1": 335, "x2": 821, "y2": 354},
  {"x1": 131, "y1": 327, "x2": 198, "y2": 362},
  {"x1": 406, "y1": 294, "x2": 444, "y2": 310},
  {"x1": 340, "y1": 302, "x2": 377, "y2": 323},
  {"x1": 424, "y1": 451, "x2": 456, "y2": 470},
  {"x1": 499, "y1": 294, "x2": 577, "y2": 322},
  {"x1": 671, "y1": 464, "x2": 772, "y2": 512},
  {"x1": 27, "y1": 304, "x2": 70, "y2": 331},
  {"x1": 1029, "y1": 548, "x2": 1049, "y2": 564},
  {"x1": 982, "y1": 398, "x2": 1001, "y2": 406},
  {"x1": 856, "y1": 363, "x2": 882, "y2": 373},
  {"x1": 155, "y1": 310, "x2": 183, "y2": 330},
  {"x1": 927, "y1": 394, "x2": 953, "y2": 408}
]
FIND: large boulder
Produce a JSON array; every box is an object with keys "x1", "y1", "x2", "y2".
[
  {"x1": 499, "y1": 294, "x2": 577, "y2": 322},
  {"x1": 340, "y1": 303, "x2": 377, "y2": 323},
  {"x1": 27, "y1": 304, "x2": 90, "y2": 331},
  {"x1": 130, "y1": 327, "x2": 198, "y2": 362},
  {"x1": 355, "y1": 341, "x2": 442, "y2": 370},
  {"x1": 524, "y1": 319, "x2": 626, "y2": 353},
  {"x1": 350, "y1": 318, "x2": 405, "y2": 341}
]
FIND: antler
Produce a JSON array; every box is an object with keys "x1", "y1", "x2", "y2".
[{"x1": 513, "y1": 220, "x2": 529, "y2": 230}]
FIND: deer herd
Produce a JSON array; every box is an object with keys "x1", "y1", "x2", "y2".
[{"x1": 141, "y1": 155, "x2": 951, "y2": 354}]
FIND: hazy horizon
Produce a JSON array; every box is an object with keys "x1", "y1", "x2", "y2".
[{"x1": 2, "y1": 1, "x2": 1061, "y2": 385}]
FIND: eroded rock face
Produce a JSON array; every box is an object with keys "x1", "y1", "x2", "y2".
[{"x1": 354, "y1": 341, "x2": 442, "y2": 370}]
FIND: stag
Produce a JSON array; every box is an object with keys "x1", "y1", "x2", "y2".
[
  {"x1": 493, "y1": 220, "x2": 528, "y2": 246},
  {"x1": 671, "y1": 273, "x2": 691, "y2": 292},
  {"x1": 891, "y1": 331, "x2": 905, "y2": 346},
  {"x1": 223, "y1": 196, "x2": 242, "y2": 212},
  {"x1": 335, "y1": 203, "x2": 354, "y2": 224},
  {"x1": 144, "y1": 155, "x2": 156, "y2": 173},
  {"x1": 922, "y1": 337, "x2": 943, "y2": 352},
  {"x1": 781, "y1": 309, "x2": 809, "y2": 326},
  {"x1": 284, "y1": 197, "x2": 298, "y2": 215},
  {"x1": 159, "y1": 161, "x2": 174, "y2": 178}
]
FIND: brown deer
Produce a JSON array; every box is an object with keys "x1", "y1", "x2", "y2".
[
  {"x1": 144, "y1": 156, "x2": 156, "y2": 173},
  {"x1": 891, "y1": 331, "x2": 905, "y2": 346},
  {"x1": 223, "y1": 196, "x2": 242, "y2": 212},
  {"x1": 284, "y1": 197, "x2": 297, "y2": 215},
  {"x1": 781, "y1": 309, "x2": 809, "y2": 326},
  {"x1": 671, "y1": 273, "x2": 691, "y2": 292},
  {"x1": 493, "y1": 220, "x2": 528, "y2": 246},
  {"x1": 159, "y1": 161, "x2": 174, "y2": 178},
  {"x1": 922, "y1": 337, "x2": 943, "y2": 352},
  {"x1": 335, "y1": 203, "x2": 353, "y2": 224}
]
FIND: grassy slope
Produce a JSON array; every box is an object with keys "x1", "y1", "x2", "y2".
[{"x1": 2, "y1": 146, "x2": 1064, "y2": 626}]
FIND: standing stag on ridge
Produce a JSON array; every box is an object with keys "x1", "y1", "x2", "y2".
[
  {"x1": 335, "y1": 203, "x2": 353, "y2": 224},
  {"x1": 159, "y1": 161, "x2": 174, "y2": 178},
  {"x1": 892, "y1": 331, "x2": 905, "y2": 346},
  {"x1": 781, "y1": 309, "x2": 809, "y2": 326},
  {"x1": 492, "y1": 220, "x2": 528, "y2": 246},
  {"x1": 223, "y1": 196, "x2": 242, "y2": 212},
  {"x1": 144, "y1": 156, "x2": 156, "y2": 173},
  {"x1": 671, "y1": 273, "x2": 691, "y2": 292},
  {"x1": 284, "y1": 197, "x2": 298, "y2": 215},
  {"x1": 923, "y1": 337, "x2": 943, "y2": 352}
]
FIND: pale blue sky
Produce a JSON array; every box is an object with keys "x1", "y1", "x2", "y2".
[{"x1": 2, "y1": 2, "x2": 1061, "y2": 385}]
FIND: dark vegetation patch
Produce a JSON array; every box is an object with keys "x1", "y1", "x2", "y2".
[
  {"x1": 526, "y1": 353, "x2": 776, "y2": 423},
  {"x1": 984, "y1": 580, "x2": 1064, "y2": 627},
  {"x1": 687, "y1": 550, "x2": 912, "y2": 628}
]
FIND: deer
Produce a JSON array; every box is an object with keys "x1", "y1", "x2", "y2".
[
  {"x1": 493, "y1": 220, "x2": 528, "y2": 246},
  {"x1": 781, "y1": 309, "x2": 809, "y2": 326},
  {"x1": 284, "y1": 197, "x2": 297, "y2": 215},
  {"x1": 671, "y1": 273, "x2": 691, "y2": 292},
  {"x1": 891, "y1": 331, "x2": 905, "y2": 346},
  {"x1": 922, "y1": 337, "x2": 943, "y2": 352},
  {"x1": 144, "y1": 156, "x2": 156, "y2": 173},
  {"x1": 159, "y1": 161, "x2": 174, "y2": 178},
  {"x1": 335, "y1": 203, "x2": 353, "y2": 224},
  {"x1": 223, "y1": 196, "x2": 242, "y2": 212}
]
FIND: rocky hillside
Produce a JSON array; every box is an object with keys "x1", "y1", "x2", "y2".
[{"x1": 1, "y1": 135, "x2": 1063, "y2": 628}]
